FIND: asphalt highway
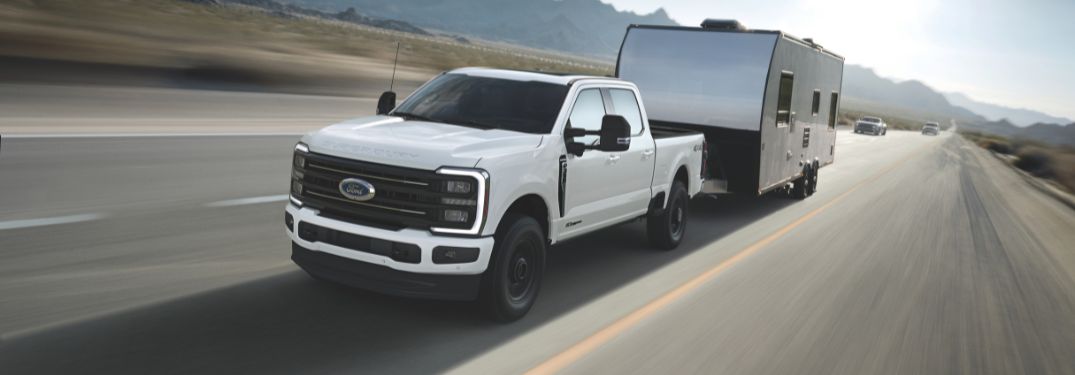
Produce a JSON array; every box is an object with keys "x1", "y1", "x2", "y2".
[{"x1": 1, "y1": 125, "x2": 1074, "y2": 373}]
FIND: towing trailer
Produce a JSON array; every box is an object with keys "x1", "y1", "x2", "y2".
[{"x1": 616, "y1": 19, "x2": 845, "y2": 197}]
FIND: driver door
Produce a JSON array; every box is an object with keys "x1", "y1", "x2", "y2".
[{"x1": 560, "y1": 87, "x2": 644, "y2": 239}]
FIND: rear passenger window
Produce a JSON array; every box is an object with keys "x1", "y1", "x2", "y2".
[{"x1": 609, "y1": 89, "x2": 644, "y2": 136}]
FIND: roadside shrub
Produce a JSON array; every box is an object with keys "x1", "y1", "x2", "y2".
[
  {"x1": 1014, "y1": 148, "x2": 1054, "y2": 177},
  {"x1": 980, "y1": 139, "x2": 1013, "y2": 154}
]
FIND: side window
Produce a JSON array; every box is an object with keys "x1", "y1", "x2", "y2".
[
  {"x1": 828, "y1": 92, "x2": 839, "y2": 129},
  {"x1": 568, "y1": 89, "x2": 605, "y2": 144},
  {"x1": 811, "y1": 89, "x2": 821, "y2": 116},
  {"x1": 608, "y1": 89, "x2": 644, "y2": 136},
  {"x1": 776, "y1": 72, "x2": 794, "y2": 126}
]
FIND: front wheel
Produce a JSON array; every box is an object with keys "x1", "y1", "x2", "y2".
[
  {"x1": 648, "y1": 180, "x2": 688, "y2": 250},
  {"x1": 479, "y1": 214, "x2": 545, "y2": 322}
]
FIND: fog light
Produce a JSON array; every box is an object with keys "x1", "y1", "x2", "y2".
[
  {"x1": 443, "y1": 209, "x2": 469, "y2": 222},
  {"x1": 445, "y1": 180, "x2": 472, "y2": 194},
  {"x1": 284, "y1": 212, "x2": 294, "y2": 231},
  {"x1": 441, "y1": 197, "x2": 477, "y2": 206},
  {"x1": 433, "y1": 246, "x2": 479, "y2": 264}
]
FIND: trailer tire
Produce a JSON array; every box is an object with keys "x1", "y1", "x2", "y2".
[
  {"x1": 648, "y1": 180, "x2": 688, "y2": 250},
  {"x1": 791, "y1": 165, "x2": 813, "y2": 199},
  {"x1": 808, "y1": 162, "x2": 819, "y2": 195},
  {"x1": 479, "y1": 214, "x2": 545, "y2": 322}
]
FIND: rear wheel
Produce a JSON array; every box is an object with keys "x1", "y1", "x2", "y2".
[
  {"x1": 479, "y1": 214, "x2": 545, "y2": 322},
  {"x1": 791, "y1": 165, "x2": 814, "y2": 199},
  {"x1": 807, "y1": 162, "x2": 819, "y2": 195},
  {"x1": 648, "y1": 180, "x2": 688, "y2": 250}
]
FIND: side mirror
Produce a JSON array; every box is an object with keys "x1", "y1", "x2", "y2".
[
  {"x1": 564, "y1": 115, "x2": 632, "y2": 156},
  {"x1": 597, "y1": 115, "x2": 631, "y2": 152},
  {"x1": 377, "y1": 91, "x2": 396, "y2": 115}
]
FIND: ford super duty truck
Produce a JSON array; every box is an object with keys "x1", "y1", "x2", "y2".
[{"x1": 285, "y1": 68, "x2": 704, "y2": 321}]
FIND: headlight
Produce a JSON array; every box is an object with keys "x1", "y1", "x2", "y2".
[
  {"x1": 431, "y1": 168, "x2": 489, "y2": 236},
  {"x1": 443, "y1": 209, "x2": 470, "y2": 222},
  {"x1": 445, "y1": 180, "x2": 472, "y2": 194},
  {"x1": 290, "y1": 142, "x2": 309, "y2": 207}
]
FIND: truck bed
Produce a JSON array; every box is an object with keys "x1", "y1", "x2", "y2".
[{"x1": 651, "y1": 123, "x2": 702, "y2": 139}]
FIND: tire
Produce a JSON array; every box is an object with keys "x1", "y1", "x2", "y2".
[
  {"x1": 647, "y1": 180, "x2": 688, "y2": 250},
  {"x1": 807, "y1": 162, "x2": 819, "y2": 195},
  {"x1": 479, "y1": 214, "x2": 545, "y2": 322},
  {"x1": 791, "y1": 165, "x2": 813, "y2": 199}
]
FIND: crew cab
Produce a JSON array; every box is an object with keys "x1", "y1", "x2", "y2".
[
  {"x1": 285, "y1": 68, "x2": 704, "y2": 321},
  {"x1": 854, "y1": 116, "x2": 887, "y2": 135},
  {"x1": 921, "y1": 121, "x2": 940, "y2": 135}
]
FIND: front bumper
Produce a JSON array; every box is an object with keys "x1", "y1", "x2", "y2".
[
  {"x1": 292, "y1": 242, "x2": 482, "y2": 300},
  {"x1": 285, "y1": 203, "x2": 495, "y2": 275}
]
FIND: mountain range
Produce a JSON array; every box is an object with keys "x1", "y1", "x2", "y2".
[
  {"x1": 277, "y1": 0, "x2": 1071, "y2": 146},
  {"x1": 943, "y1": 92, "x2": 1072, "y2": 127},
  {"x1": 281, "y1": 0, "x2": 676, "y2": 56}
]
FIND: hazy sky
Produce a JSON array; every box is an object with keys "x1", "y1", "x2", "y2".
[{"x1": 604, "y1": 0, "x2": 1074, "y2": 121}]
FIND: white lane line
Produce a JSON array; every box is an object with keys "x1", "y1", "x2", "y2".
[
  {"x1": 205, "y1": 195, "x2": 290, "y2": 207},
  {"x1": 4, "y1": 133, "x2": 305, "y2": 139},
  {"x1": 0, "y1": 213, "x2": 105, "y2": 231}
]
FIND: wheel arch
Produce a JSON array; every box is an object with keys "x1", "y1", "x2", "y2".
[{"x1": 500, "y1": 194, "x2": 551, "y2": 242}]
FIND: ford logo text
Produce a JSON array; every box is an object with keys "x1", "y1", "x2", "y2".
[{"x1": 339, "y1": 178, "x2": 376, "y2": 201}]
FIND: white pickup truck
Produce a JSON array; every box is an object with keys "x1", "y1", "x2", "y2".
[{"x1": 285, "y1": 68, "x2": 704, "y2": 321}]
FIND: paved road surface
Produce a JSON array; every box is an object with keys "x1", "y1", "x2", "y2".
[
  {"x1": 0, "y1": 84, "x2": 377, "y2": 134},
  {"x1": 1, "y1": 127, "x2": 1074, "y2": 374}
]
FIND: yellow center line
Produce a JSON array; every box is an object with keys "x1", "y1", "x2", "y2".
[{"x1": 525, "y1": 141, "x2": 933, "y2": 375}]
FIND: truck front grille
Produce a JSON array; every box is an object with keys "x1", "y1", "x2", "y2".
[{"x1": 291, "y1": 151, "x2": 479, "y2": 231}]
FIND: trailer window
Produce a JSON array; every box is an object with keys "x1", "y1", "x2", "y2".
[
  {"x1": 776, "y1": 72, "x2": 794, "y2": 126},
  {"x1": 811, "y1": 90, "x2": 821, "y2": 116},
  {"x1": 609, "y1": 89, "x2": 644, "y2": 136},
  {"x1": 828, "y1": 92, "x2": 839, "y2": 129},
  {"x1": 568, "y1": 89, "x2": 606, "y2": 144}
]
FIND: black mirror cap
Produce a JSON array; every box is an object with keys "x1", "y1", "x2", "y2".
[
  {"x1": 377, "y1": 91, "x2": 397, "y2": 115},
  {"x1": 598, "y1": 115, "x2": 631, "y2": 152}
]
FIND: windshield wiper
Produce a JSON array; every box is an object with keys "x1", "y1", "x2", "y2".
[{"x1": 392, "y1": 111, "x2": 435, "y2": 122}]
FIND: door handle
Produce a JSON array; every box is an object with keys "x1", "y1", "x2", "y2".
[
  {"x1": 642, "y1": 149, "x2": 655, "y2": 157},
  {"x1": 607, "y1": 154, "x2": 620, "y2": 162}
]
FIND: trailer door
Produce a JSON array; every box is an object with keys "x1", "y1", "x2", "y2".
[{"x1": 775, "y1": 71, "x2": 796, "y2": 182}]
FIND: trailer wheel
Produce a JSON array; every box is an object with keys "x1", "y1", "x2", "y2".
[
  {"x1": 479, "y1": 214, "x2": 545, "y2": 322},
  {"x1": 791, "y1": 165, "x2": 813, "y2": 199},
  {"x1": 808, "y1": 162, "x2": 819, "y2": 195},
  {"x1": 648, "y1": 180, "x2": 688, "y2": 250}
]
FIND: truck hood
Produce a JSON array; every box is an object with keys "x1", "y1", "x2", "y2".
[{"x1": 303, "y1": 115, "x2": 545, "y2": 170}]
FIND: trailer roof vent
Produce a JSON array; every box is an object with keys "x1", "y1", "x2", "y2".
[{"x1": 701, "y1": 19, "x2": 747, "y2": 31}]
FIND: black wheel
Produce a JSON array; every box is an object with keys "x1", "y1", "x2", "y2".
[
  {"x1": 807, "y1": 162, "x2": 819, "y2": 195},
  {"x1": 479, "y1": 214, "x2": 545, "y2": 322},
  {"x1": 791, "y1": 165, "x2": 812, "y2": 199},
  {"x1": 648, "y1": 180, "x2": 688, "y2": 249}
]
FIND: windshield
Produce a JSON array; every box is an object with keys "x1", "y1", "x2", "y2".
[
  {"x1": 860, "y1": 117, "x2": 880, "y2": 123},
  {"x1": 391, "y1": 73, "x2": 569, "y2": 134}
]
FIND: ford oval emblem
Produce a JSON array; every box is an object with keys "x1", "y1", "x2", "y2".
[{"x1": 339, "y1": 178, "x2": 376, "y2": 201}]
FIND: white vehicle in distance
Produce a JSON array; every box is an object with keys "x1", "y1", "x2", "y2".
[
  {"x1": 285, "y1": 68, "x2": 705, "y2": 321},
  {"x1": 921, "y1": 121, "x2": 940, "y2": 135},
  {"x1": 854, "y1": 116, "x2": 887, "y2": 135}
]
